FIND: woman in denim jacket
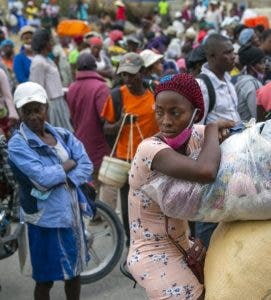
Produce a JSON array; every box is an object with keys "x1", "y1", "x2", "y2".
[{"x1": 8, "y1": 82, "x2": 93, "y2": 300}]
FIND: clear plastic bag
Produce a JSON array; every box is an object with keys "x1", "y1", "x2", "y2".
[{"x1": 141, "y1": 121, "x2": 271, "y2": 222}]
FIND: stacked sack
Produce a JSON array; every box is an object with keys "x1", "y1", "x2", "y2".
[{"x1": 204, "y1": 220, "x2": 271, "y2": 299}]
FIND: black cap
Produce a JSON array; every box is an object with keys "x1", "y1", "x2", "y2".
[
  {"x1": 187, "y1": 45, "x2": 206, "y2": 63},
  {"x1": 238, "y1": 45, "x2": 265, "y2": 66}
]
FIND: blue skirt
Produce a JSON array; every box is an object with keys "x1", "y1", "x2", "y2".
[{"x1": 27, "y1": 223, "x2": 89, "y2": 282}]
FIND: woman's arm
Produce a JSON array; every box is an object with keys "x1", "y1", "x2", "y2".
[
  {"x1": 152, "y1": 121, "x2": 233, "y2": 184},
  {"x1": 246, "y1": 89, "x2": 257, "y2": 119},
  {"x1": 8, "y1": 134, "x2": 67, "y2": 189},
  {"x1": 62, "y1": 130, "x2": 93, "y2": 187},
  {"x1": 0, "y1": 69, "x2": 18, "y2": 120}
]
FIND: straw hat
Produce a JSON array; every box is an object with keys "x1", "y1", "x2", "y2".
[{"x1": 19, "y1": 25, "x2": 35, "y2": 39}]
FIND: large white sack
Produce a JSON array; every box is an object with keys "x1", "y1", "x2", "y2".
[{"x1": 141, "y1": 121, "x2": 271, "y2": 222}]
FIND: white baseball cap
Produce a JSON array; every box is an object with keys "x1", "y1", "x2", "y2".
[
  {"x1": 14, "y1": 82, "x2": 48, "y2": 109},
  {"x1": 140, "y1": 49, "x2": 163, "y2": 68}
]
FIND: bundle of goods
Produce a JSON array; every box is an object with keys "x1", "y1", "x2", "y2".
[
  {"x1": 141, "y1": 121, "x2": 271, "y2": 222},
  {"x1": 57, "y1": 20, "x2": 91, "y2": 37}
]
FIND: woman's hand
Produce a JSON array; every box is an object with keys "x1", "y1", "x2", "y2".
[
  {"x1": 213, "y1": 119, "x2": 236, "y2": 144},
  {"x1": 62, "y1": 159, "x2": 77, "y2": 173}
]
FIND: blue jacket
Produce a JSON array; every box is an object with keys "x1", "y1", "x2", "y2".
[
  {"x1": 13, "y1": 50, "x2": 32, "y2": 83},
  {"x1": 8, "y1": 122, "x2": 93, "y2": 228}
]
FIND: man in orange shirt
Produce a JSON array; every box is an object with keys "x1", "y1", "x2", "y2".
[{"x1": 101, "y1": 52, "x2": 158, "y2": 246}]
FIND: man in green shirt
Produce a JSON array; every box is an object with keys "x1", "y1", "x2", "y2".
[{"x1": 158, "y1": 0, "x2": 170, "y2": 28}]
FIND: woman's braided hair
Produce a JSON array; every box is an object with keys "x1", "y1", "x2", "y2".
[{"x1": 155, "y1": 73, "x2": 205, "y2": 120}]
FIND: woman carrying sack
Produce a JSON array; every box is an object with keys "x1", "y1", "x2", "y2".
[{"x1": 126, "y1": 73, "x2": 234, "y2": 300}]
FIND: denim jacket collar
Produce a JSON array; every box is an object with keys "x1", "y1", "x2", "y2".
[{"x1": 19, "y1": 122, "x2": 71, "y2": 156}]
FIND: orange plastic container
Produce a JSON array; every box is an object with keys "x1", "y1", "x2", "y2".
[
  {"x1": 57, "y1": 20, "x2": 92, "y2": 37},
  {"x1": 244, "y1": 16, "x2": 269, "y2": 29}
]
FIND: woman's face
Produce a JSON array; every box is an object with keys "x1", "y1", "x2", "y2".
[
  {"x1": 151, "y1": 59, "x2": 163, "y2": 76},
  {"x1": 20, "y1": 102, "x2": 47, "y2": 133},
  {"x1": 155, "y1": 91, "x2": 195, "y2": 137},
  {"x1": 21, "y1": 32, "x2": 33, "y2": 46},
  {"x1": 251, "y1": 33, "x2": 260, "y2": 47},
  {"x1": 253, "y1": 59, "x2": 265, "y2": 74},
  {"x1": 91, "y1": 44, "x2": 102, "y2": 58},
  {"x1": 261, "y1": 35, "x2": 271, "y2": 54}
]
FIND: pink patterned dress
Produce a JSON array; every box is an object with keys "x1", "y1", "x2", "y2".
[{"x1": 127, "y1": 126, "x2": 204, "y2": 300}]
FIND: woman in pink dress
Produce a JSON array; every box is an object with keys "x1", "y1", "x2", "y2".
[{"x1": 127, "y1": 73, "x2": 234, "y2": 299}]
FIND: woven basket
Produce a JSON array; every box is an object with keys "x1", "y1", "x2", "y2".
[
  {"x1": 98, "y1": 156, "x2": 131, "y2": 188},
  {"x1": 98, "y1": 113, "x2": 143, "y2": 188}
]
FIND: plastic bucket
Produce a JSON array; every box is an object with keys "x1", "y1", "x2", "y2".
[{"x1": 98, "y1": 156, "x2": 131, "y2": 188}]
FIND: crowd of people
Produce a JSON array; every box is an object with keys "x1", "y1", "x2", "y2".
[{"x1": 1, "y1": 0, "x2": 271, "y2": 299}]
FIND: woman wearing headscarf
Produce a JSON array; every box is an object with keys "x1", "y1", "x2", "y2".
[
  {"x1": 235, "y1": 45, "x2": 265, "y2": 121},
  {"x1": 13, "y1": 25, "x2": 35, "y2": 83},
  {"x1": 127, "y1": 73, "x2": 234, "y2": 300},
  {"x1": 238, "y1": 28, "x2": 260, "y2": 47},
  {"x1": 8, "y1": 82, "x2": 92, "y2": 300},
  {"x1": 140, "y1": 49, "x2": 164, "y2": 92},
  {"x1": 89, "y1": 36, "x2": 114, "y2": 80},
  {"x1": 29, "y1": 28, "x2": 73, "y2": 131}
]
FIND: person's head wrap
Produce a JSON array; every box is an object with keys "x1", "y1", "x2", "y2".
[
  {"x1": 238, "y1": 28, "x2": 254, "y2": 45},
  {"x1": 77, "y1": 53, "x2": 97, "y2": 71},
  {"x1": 73, "y1": 35, "x2": 84, "y2": 45},
  {"x1": 89, "y1": 36, "x2": 103, "y2": 46},
  {"x1": 0, "y1": 39, "x2": 14, "y2": 48},
  {"x1": 185, "y1": 27, "x2": 197, "y2": 40},
  {"x1": 238, "y1": 45, "x2": 265, "y2": 66},
  {"x1": 233, "y1": 24, "x2": 247, "y2": 40},
  {"x1": 109, "y1": 30, "x2": 123, "y2": 43},
  {"x1": 155, "y1": 73, "x2": 204, "y2": 120}
]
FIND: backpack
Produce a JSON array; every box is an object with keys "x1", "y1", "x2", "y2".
[
  {"x1": 197, "y1": 73, "x2": 216, "y2": 118},
  {"x1": 105, "y1": 83, "x2": 154, "y2": 148},
  {"x1": 105, "y1": 87, "x2": 123, "y2": 149}
]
